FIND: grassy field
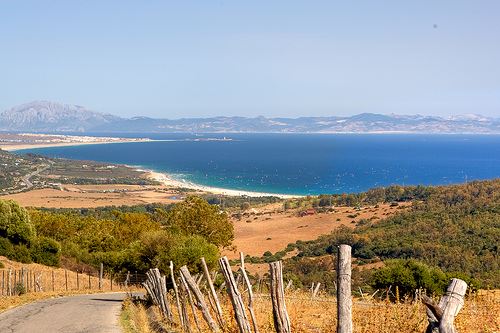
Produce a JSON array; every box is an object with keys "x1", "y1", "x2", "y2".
[
  {"x1": 122, "y1": 289, "x2": 499, "y2": 333},
  {"x1": 0, "y1": 256, "x2": 136, "y2": 313}
]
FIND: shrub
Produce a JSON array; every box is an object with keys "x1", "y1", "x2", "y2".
[
  {"x1": 370, "y1": 259, "x2": 448, "y2": 298},
  {"x1": 158, "y1": 235, "x2": 219, "y2": 274},
  {"x1": 14, "y1": 282, "x2": 26, "y2": 295},
  {"x1": 0, "y1": 200, "x2": 35, "y2": 244},
  {"x1": 0, "y1": 237, "x2": 14, "y2": 257},
  {"x1": 31, "y1": 237, "x2": 61, "y2": 266},
  {"x1": 11, "y1": 244, "x2": 32, "y2": 263},
  {"x1": 163, "y1": 196, "x2": 233, "y2": 247}
]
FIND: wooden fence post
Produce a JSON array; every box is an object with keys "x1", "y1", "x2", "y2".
[
  {"x1": 77, "y1": 271, "x2": 80, "y2": 290},
  {"x1": 337, "y1": 244, "x2": 352, "y2": 333},
  {"x1": 8, "y1": 268, "x2": 12, "y2": 296},
  {"x1": 143, "y1": 268, "x2": 174, "y2": 323},
  {"x1": 240, "y1": 252, "x2": 259, "y2": 333},
  {"x1": 312, "y1": 282, "x2": 321, "y2": 299},
  {"x1": 269, "y1": 261, "x2": 291, "y2": 333},
  {"x1": 180, "y1": 265, "x2": 219, "y2": 332},
  {"x1": 99, "y1": 263, "x2": 103, "y2": 290},
  {"x1": 125, "y1": 271, "x2": 130, "y2": 288},
  {"x1": 180, "y1": 271, "x2": 201, "y2": 331},
  {"x1": 219, "y1": 256, "x2": 251, "y2": 333},
  {"x1": 169, "y1": 261, "x2": 184, "y2": 328},
  {"x1": 178, "y1": 273, "x2": 193, "y2": 333},
  {"x1": 65, "y1": 270, "x2": 68, "y2": 291},
  {"x1": 51, "y1": 270, "x2": 55, "y2": 292},
  {"x1": 422, "y1": 278, "x2": 468, "y2": 333},
  {"x1": 201, "y1": 257, "x2": 225, "y2": 327}
]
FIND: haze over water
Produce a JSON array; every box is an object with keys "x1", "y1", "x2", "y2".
[{"x1": 20, "y1": 133, "x2": 500, "y2": 195}]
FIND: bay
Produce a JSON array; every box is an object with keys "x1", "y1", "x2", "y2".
[{"x1": 18, "y1": 133, "x2": 500, "y2": 195}]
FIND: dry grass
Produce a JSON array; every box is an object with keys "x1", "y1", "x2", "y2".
[
  {"x1": 121, "y1": 298, "x2": 154, "y2": 333},
  {"x1": 1, "y1": 185, "x2": 182, "y2": 208},
  {"x1": 0, "y1": 256, "x2": 137, "y2": 313},
  {"x1": 0, "y1": 256, "x2": 128, "y2": 293},
  {"x1": 224, "y1": 203, "x2": 409, "y2": 261},
  {"x1": 128, "y1": 290, "x2": 499, "y2": 333}
]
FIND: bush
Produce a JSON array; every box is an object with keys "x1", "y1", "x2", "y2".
[
  {"x1": 0, "y1": 237, "x2": 14, "y2": 257},
  {"x1": 160, "y1": 235, "x2": 219, "y2": 274},
  {"x1": 164, "y1": 196, "x2": 233, "y2": 247},
  {"x1": 31, "y1": 237, "x2": 61, "y2": 266},
  {"x1": 14, "y1": 282, "x2": 26, "y2": 295},
  {"x1": 11, "y1": 244, "x2": 32, "y2": 263},
  {"x1": 0, "y1": 200, "x2": 35, "y2": 244},
  {"x1": 370, "y1": 259, "x2": 448, "y2": 298}
]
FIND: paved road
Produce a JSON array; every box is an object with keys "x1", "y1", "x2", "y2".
[
  {"x1": 21, "y1": 163, "x2": 51, "y2": 189},
  {"x1": 0, "y1": 292, "x2": 126, "y2": 333}
]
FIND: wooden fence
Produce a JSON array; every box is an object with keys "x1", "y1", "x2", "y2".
[
  {"x1": 0, "y1": 266, "x2": 146, "y2": 296},
  {"x1": 143, "y1": 244, "x2": 468, "y2": 333}
]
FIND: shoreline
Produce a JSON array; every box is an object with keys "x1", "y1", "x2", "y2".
[
  {"x1": 2, "y1": 138, "x2": 302, "y2": 198},
  {"x1": 145, "y1": 170, "x2": 302, "y2": 199},
  {"x1": 1, "y1": 139, "x2": 155, "y2": 152}
]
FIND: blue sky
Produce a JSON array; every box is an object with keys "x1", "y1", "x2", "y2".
[{"x1": 1, "y1": 1, "x2": 499, "y2": 118}]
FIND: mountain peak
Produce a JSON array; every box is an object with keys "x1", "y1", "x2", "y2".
[{"x1": 0, "y1": 101, "x2": 121, "y2": 132}]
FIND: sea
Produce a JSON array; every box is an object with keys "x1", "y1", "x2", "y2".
[{"x1": 17, "y1": 133, "x2": 500, "y2": 196}]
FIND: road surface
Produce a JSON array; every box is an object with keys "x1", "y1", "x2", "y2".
[{"x1": 0, "y1": 292, "x2": 126, "y2": 333}]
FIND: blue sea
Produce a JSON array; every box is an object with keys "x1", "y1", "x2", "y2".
[{"x1": 17, "y1": 133, "x2": 500, "y2": 195}]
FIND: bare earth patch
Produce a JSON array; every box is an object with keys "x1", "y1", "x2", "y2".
[
  {"x1": 224, "y1": 203, "x2": 409, "y2": 259},
  {"x1": 0, "y1": 184, "x2": 186, "y2": 208}
]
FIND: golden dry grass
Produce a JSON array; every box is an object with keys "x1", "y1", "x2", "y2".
[
  {"x1": 129, "y1": 290, "x2": 499, "y2": 333},
  {"x1": 1, "y1": 185, "x2": 182, "y2": 208},
  {"x1": 224, "y1": 203, "x2": 409, "y2": 261},
  {"x1": 0, "y1": 256, "x2": 137, "y2": 313},
  {"x1": 0, "y1": 256, "x2": 128, "y2": 294},
  {"x1": 121, "y1": 298, "x2": 154, "y2": 333}
]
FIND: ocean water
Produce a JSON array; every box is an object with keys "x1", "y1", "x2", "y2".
[{"x1": 17, "y1": 133, "x2": 500, "y2": 195}]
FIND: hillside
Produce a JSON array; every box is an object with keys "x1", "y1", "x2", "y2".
[
  {"x1": 1, "y1": 101, "x2": 499, "y2": 133},
  {"x1": 0, "y1": 101, "x2": 120, "y2": 132},
  {"x1": 262, "y1": 179, "x2": 500, "y2": 290},
  {"x1": 0, "y1": 149, "x2": 156, "y2": 194}
]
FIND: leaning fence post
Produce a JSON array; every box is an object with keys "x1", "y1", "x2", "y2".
[
  {"x1": 337, "y1": 244, "x2": 352, "y2": 333},
  {"x1": 180, "y1": 271, "x2": 201, "y2": 331},
  {"x1": 180, "y1": 265, "x2": 219, "y2": 332},
  {"x1": 169, "y1": 261, "x2": 184, "y2": 328},
  {"x1": 201, "y1": 257, "x2": 225, "y2": 327},
  {"x1": 422, "y1": 278, "x2": 467, "y2": 333},
  {"x1": 219, "y1": 256, "x2": 252, "y2": 333},
  {"x1": 240, "y1": 252, "x2": 259, "y2": 333},
  {"x1": 269, "y1": 261, "x2": 291, "y2": 333}
]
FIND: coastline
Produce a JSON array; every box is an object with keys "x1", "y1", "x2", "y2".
[
  {"x1": 2, "y1": 137, "x2": 301, "y2": 198},
  {"x1": 0, "y1": 139, "x2": 154, "y2": 152},
  {"x1": 145, "y1": 170, "x2": 302, "y2": 199}
]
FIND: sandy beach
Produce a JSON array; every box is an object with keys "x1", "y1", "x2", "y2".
[
  {"x1": 146, "y1": 170, "x2": 301, "y2": 199},
  {"x1": 1, "y1": 133, "x2": 301, "y2": 198},
  {"x1": 1, "y1": 139, "x2": 153, "y2": 151}
]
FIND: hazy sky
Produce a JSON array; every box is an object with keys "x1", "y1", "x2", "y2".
[{"x1": 1, "y1": 1, "x2": 499, "y2": 118}]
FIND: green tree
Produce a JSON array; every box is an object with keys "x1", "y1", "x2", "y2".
[
  {"x1": 31, "y1": 237, "x2": 61, "y2": 266},
  {"x1": 370, "y1": 259, "x2": 448, "y2": 298},
  {"x1": 163, "y1": 196, "x2": 233, "y2": 247},
  {"x1": 0, "y1": 200, "x2": 35, "y2": 244}
]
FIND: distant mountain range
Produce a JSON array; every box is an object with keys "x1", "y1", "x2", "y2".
[{"x1": 1, "y1": 101, "x2": 499, "y2": 134}]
